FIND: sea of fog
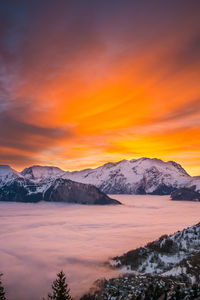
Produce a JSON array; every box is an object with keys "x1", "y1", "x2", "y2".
[{"x1": 0, "y1": 195, "x2": 200, "y2": 300}]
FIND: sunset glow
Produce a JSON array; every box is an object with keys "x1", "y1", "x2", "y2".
[{"x1": 1, "y1": 1, "x2": 200, "y2": 175}]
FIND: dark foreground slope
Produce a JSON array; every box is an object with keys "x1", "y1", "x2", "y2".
[
  {"x1": 111, "y1": 222, "x2": 200, "y2": 281},
  {"x1": 80, "y1": 274, "x2": 200, "y2": 300},
  {"x1": 80, "y1": 223, "x2": 200, "y2": 299}
]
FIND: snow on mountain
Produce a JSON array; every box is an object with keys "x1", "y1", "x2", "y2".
[
  {"x1": 0, "y1": 165, "x2": 120, "y2": 205},
  {"x1": 0, "y1": 176, "x2": 120, "y2": 205},
  {"x1": 62, "y1": 158, "x2": 191, "y2": 194},
  {"x1": 0, "y1": 165, "x2": 22, "y2": 187},
  {"x1": 111, "y1": 222, "x2": 200, "y2": 282},
  {"x1": 82, "y1": 272, "x2": 200, "y2": 300},
  {"x1": 0, "y1": 157, "x2": 199, "y2": 196},
  {"x1": 21, "y1": 165, "x2": 65, "y2": 182},
  {"x1": 83, "y1": 223, "x2": 200, "y2": 299},
  {"x1": 186, "y1": 176, "x2": 200, "y2": 192}
]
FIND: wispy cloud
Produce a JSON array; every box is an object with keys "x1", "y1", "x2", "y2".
[{"x1": 0, "y1": 0, "x2": 200, "y2": 174}]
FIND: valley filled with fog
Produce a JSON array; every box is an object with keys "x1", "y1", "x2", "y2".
[{"x1": 0, "y1": 195, "x2": 199, "y2": 300}]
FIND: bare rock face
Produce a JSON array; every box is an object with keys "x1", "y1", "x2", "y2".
[
  {"x1": 43, "y1": 178, "x2": 121, "y2": 205},
  {"x1": 171, "y1": 187, "x2": 200, "y2": 201}
]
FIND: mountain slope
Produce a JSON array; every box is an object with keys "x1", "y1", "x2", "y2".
[
  {"x1": 43, "y1": 178, "x2": 120, "y2": 205},
  {"x1": 82, "y1": 223, "x2": 200, "y2": 300},
  {"x1": 111, "y1": 222, "x2": 200, "y2": 282}
]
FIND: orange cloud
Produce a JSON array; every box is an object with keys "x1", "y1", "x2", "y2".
[{"x1": 1, "y1": 1, "x2": 200, "y2": 175}]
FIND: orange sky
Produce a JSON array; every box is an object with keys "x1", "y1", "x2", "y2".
[{"x1": 0, "y1": 1, "x2": 200, "y2": 175}]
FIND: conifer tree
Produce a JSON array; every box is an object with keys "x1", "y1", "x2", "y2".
[
  {"x1": 48, "y1": 271, "x2": 72, "y2": 300},
  {"x1": 0, "y1": 274, "x2": 6, "y2": 300}
]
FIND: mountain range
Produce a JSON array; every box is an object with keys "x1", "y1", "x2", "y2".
[
  {"x1": 0, "y1": 157, "x2": 200, "y2": 203},
  {"x1": 0, "y1": 165, "x2": 119, "y2": 205}
]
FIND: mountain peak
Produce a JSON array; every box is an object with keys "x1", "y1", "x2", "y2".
[
  {"x1": 21, "y1": 165, "x2": 65, "y2": 181},
  {"x1": 0, "y1": 165, "x2": 21, "y2": 186},
  {"x1": 0, "y1": 164, "x2": 18, "y2": 175}
]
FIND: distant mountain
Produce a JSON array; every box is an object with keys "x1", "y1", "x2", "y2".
[
  {"x1": 21, "y1": 165, "x2": 65, "y2": 182},
  {"x1": 1, "y1": 157, "x2": 200, "y2": 196},
  {"x1": 111, "y1": 222, "x2": 200, "y2": 282},
  {"x1": 0, "y1": 166, "x2": 120, "y2": 205},
  {"x1": 62, "y1": 158, "x2": 192, "y2": 194}
]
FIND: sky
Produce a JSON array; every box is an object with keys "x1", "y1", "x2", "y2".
[{"x1": 0, "y1": 0, "x2": 200, "y2": 175}]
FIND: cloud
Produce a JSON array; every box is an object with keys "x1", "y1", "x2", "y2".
[
  {"x1": 0, "y1": 100, "x2": 73, "y2": 166},
  {"x1": 173, "y1": 32, "x2": 200, "y2": 71},
  {"x1": 0, "y1": 198, "x2": 199, "y2": 299},
  {"x1": 0, "y1": 110, "x2": 72, "y2": 151},
  {"x1": 0, "y1": 0, "x2": 200, "y2": 173},
  {"x1": 0, "y1": 152, "x2": 37, "y2": 166},
  {"x1": 151, "y1": 99, "x2": 200, "y2": 127}
]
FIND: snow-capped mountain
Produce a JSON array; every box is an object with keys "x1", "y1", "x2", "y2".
[
  {"x1": 63, "y1": 158, "x2": 191, "y2": 194},
  {"x1": 111, "y1": 222, "x2": 200, "y2": 283},
  {"x1": 0, "y1": 165, "x2": 22, "y2": 187},
  {"x1": 0, "y1": 165, "x2": 120, "y2": 205},
  {"x1": 21, "y1": 165, "x2": 65, "y2": 182},
  {"x1": 1, "y1": 157, "x2": 200, "y2": 196}
]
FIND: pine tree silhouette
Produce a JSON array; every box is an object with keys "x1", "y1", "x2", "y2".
[
  {"x1": 0, "y1": 274, "x2": 6, "y2": 300},
  {"x1": 48, "y1": 271, "x2": 72, "y2": 300}
]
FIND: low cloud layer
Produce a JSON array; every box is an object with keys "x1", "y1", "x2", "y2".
[{"x1": 0, "y1": 196, "x2": 200, "y2": 300}]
